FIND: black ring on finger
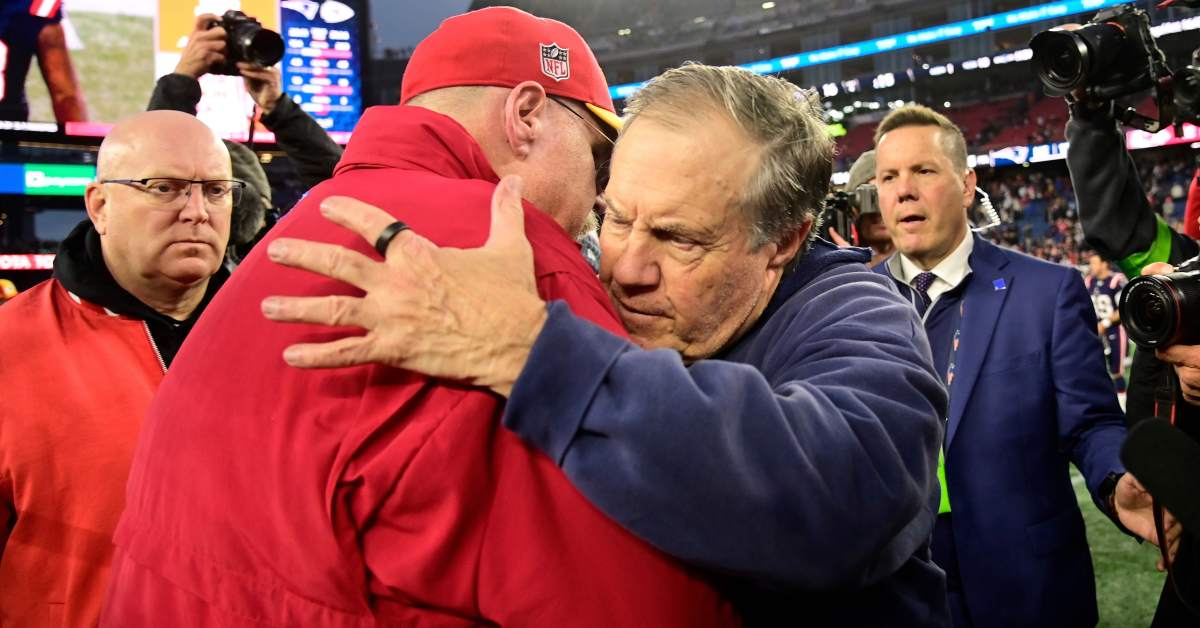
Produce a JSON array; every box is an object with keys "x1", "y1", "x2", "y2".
[{"x1": 374, "y1": 221, "x2": 410, "y2": 258}]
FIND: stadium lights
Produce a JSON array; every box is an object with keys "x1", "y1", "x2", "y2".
[
  {"x1": 608, "y1": 6, "x2": 1199, "y2": 102},
  {"x1": 610, "y1": 0, "x2": 1129, "y2": 98},
  {"x1": 617, "y1": 27, "x2": 632, "y2": 36},
  {"x1": 762, "y1": 1, "x2": 776, "y2": 9}
]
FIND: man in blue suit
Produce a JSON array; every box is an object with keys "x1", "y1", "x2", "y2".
[{"x1": 872, "y1": 104, "x2": 1158, "y2": 628}]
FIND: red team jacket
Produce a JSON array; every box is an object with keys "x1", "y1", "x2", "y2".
[
  {"x1": 0, "y1": 281, "x2": 164, "y2": 627},
  {"x1": 101, "y1": 106, "x2": 738, "y2": 627}
]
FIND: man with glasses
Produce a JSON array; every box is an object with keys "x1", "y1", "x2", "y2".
[
  {"x1": 0, "y1": 109, "x2": 235, "y2": 627},
  {"x1": 101, "y1": 8, "x2": 736, "y2": 627},
  {"x1": 150, "y1": 12, "x2": 346, "y2": 270}
]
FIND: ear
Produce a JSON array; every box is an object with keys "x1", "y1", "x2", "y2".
[
  {"x1": 767, "y1": 221, "x2": 810, "y2": 271},
  {"x1": 84, "y1": 182, "x2": 109, "y2": 235},
  {"x1": 501, "y1": 81, "x2": 551, "y2": 160},
  {"x1": 961, "y1": 168, "x2": 978, "y2": 209}
]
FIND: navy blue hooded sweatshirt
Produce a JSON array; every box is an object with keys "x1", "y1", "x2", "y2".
[{"x1": 503, "y1": 240, "x2": 950, "y2": 625}]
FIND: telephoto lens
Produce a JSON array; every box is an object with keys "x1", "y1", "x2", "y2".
[
  {"x1": 211, "y1": 10, "x2": 284, "y2": 76},
  {"x1": 1120, "y1": 257, "x2": 1200, "y2": 348}
]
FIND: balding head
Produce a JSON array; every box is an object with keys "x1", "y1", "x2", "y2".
[
  {"x1": 97, "y1": 110, "x2": 230, "y2": 180},
  {"x1": 85, "y1": 110, "x2": 234, "y2": 318}
]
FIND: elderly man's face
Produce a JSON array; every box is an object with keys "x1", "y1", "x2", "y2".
[
  {"x1": 92, "y1": 131, "x2": 231, "y2": 287},
  {"x1": 598, "y1": 112, "x2": 786, "y2": 361}
]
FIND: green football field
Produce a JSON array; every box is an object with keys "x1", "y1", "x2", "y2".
[
  {"x1": 1075, "y1": 467, "x2": 1166, "y2": 627},
  {"x1": 24, "y1": 12, "x2": 155, "y2": 124}
]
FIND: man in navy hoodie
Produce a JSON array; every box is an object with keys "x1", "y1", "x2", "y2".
[{"x1": 263, "y1": 63, "x2": 950, "y2": 625}]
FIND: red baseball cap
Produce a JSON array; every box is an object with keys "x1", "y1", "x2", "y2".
[{"x1": 400, "y1": 6, "x2": 621, "y2": 133}]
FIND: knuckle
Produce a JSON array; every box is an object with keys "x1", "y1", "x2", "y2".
[{"x1": 326, "y1": 297, "x2": 355, "y2": 326}]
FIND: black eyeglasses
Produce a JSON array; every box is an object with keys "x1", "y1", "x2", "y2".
[
  {"x1": 100, "y1": 177, "x2": 246, "y2": 209},
  {"x1": 550, "y1": 97, "x2": 616, "y2": 191}
]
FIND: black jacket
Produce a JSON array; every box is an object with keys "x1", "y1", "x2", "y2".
[
  {"x1": 1066, "y1": 104, "x2": 1200, "y2": 626},
  {"x1": 147, "y1": 73, "x2": 343, "y2": 190}
]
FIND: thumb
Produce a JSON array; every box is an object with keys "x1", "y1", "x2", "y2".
[
  {"x1": 486, "y1": 175, "x2": 530, "y2": 253},
  {"x1": 828, "y1": 226, "x2": 851, "y2": 248}
]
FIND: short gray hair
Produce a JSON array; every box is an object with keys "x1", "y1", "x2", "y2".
[{"x1": 621, "y1": 63, "x2": 833, "y2": 252}]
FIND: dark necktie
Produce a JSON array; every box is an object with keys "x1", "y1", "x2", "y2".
[{"x1": 913, "y1": 271, "x2": 937, "y2": 316}]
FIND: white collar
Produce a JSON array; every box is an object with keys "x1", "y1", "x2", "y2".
[{"x1": 887, "y1": 230, "x2": 974, "y2": 312}]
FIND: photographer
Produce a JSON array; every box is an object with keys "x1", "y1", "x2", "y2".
[
  {"x1": 151, "y1": 13, "x2": 342, "y2": 189},
  {"x1": 149, "y1": 13, "x2": 344, "y2": 267},
  {"x1": 827, "y1": 150, "x2": 895, "y2": 266},
  {"x1": 1063, "y1": 39, "x2": 1200, "y2": 628}
]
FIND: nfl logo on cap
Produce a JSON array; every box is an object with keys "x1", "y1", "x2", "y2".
[{"x1": 540, "y1": 43, "x2": 570, "y2": 81}]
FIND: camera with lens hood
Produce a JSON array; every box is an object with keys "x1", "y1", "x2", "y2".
[{"x1": 1030, "y1": 4, "x2": 1200, "y2": 132}]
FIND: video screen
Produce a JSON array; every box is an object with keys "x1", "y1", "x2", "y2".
[{"x1": 6, "y1": 0, "x2": 364, "y2": 143}]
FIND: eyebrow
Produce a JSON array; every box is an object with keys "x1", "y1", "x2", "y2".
[
  {"x1": 602, "y1": 193, "x2": 624, "y2": 217},
  {"x1": 649, "y1": 222, "x2": 704, "y2": 240},
  {"x1": 602, "y1": 193, "x2": 717, "y2": 242}
]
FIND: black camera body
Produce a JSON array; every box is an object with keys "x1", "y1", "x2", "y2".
[
  {"x1": 1175, "y1": 49, "x2": 1200, "y2": 126},
  {"x1": 1120, "y1": 255, "x2": 1200, "y2": 348},
  {"x1": 1030, "y1": 4, "x2": 1197, "y2": 132},
  {"x1": 209, "y1": 10, "x2": 284, "y2": 76},
  {"x1": 820, "y1": 191, "x2": 857, "y2": 244},
  {"x1": 1030, "y1": 5, "x2": 1162, "y2": 101},
  {"x1": 821, "y1": 184, "x2": 881, "y2": 244}
]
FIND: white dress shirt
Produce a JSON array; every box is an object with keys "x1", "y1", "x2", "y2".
[{"x1": 887, "y1": 229, "x2": 974, "y2": 317}]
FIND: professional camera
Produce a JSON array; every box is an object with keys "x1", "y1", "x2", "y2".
[
  {"x1": 1030, "y1": 4, "x2": 1198, "y2": 132},
  {"x1": 1176, "y1": 49, "x2": 1200, "y2": 124},
  {"x1": 820, "y1": 191, "x2": 856, "y2": 243},
  {"x1": 820, "y1": 185, "x2": 878, "y2": 243},
  {"x1": 208, "y1": 10, "x2": 284, "y2": 76},
  {"x1": 1120, "y1": 255, "x2": 1200, "y2": 348}
]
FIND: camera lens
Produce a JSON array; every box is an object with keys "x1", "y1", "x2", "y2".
[
  {"x1": 1121, "y1": 271, "x2": 1200, "y2": 348},
  {"x1": 1030, "y1": 22, "x2": 1127, "y2": 97},
  {"x1": 243, "y1": 29, "x2": 284, "y2": 67},
  {"x1": 231, "y1": 24, "x2": 284, "y2": 68},
  {"x1": 1174, "y1": 66, "x2": 1200, "y2": 124},
  {"x1": 1030, "y1": 30, "x2": 1089, "y2": 95},
  {"x1": 1135, "y1": 293, "x2": 1165, "y2": 330},
  {"x1": 1047, "y1": 48, "x2": 1082, "y2": 83}
]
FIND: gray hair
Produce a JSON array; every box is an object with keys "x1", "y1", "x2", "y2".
[{"x1": 621, "y1": 63, "x2": 833, "y2": 252}]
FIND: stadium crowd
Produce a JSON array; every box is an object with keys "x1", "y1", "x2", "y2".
[{"x1": 2, "y1": 4, "x2": 1200, "y2": 628}]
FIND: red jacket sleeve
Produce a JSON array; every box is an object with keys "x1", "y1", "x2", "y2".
[{"x1": 1185, "y1": 167, "x2": 1200, "y2": 242}]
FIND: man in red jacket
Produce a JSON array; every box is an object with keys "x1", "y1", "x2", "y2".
[
  {"x1": 102, "y1": 8, "x2": 737, "y2": 627},
  {"x1": 0, "y1": 110, "x2": 235, "y2": 627}
]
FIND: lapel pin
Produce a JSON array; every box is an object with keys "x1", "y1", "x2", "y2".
[{"x1": 993, "y1": 278, "x2": 1007, "y2": 291}]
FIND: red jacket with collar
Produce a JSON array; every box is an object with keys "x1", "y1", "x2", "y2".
[
  {"x1": 103, "y1": 106, "x2": 738, "y2": 627},
  {"x1": 0, "y1": 280, "x2": 164, "y2": 627}
]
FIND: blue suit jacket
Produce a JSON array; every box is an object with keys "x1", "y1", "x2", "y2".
[{"x1": 878, "y1": 234, "x2": 1127, "y2": 628}]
